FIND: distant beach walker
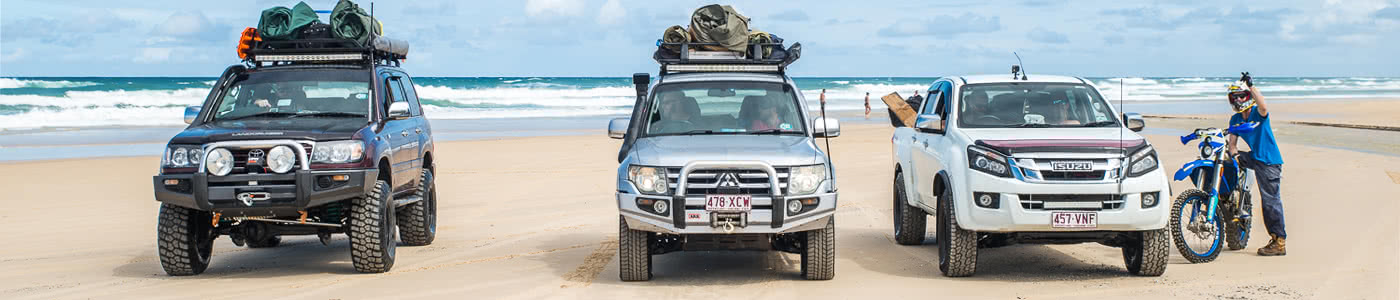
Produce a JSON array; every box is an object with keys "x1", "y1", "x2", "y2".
[{"x1": 2, "y1": 76, "x2": 1399, "y2": 130}]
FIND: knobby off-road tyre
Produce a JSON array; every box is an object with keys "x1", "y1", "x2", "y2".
[
  {"x1": 350, "y1": 180, "x2": 397, "y2": 273},
  {"x1": 801, "y1": 218, "x2": 837, "y2": 280},
  {"x1": 245, "y1": 236, "x2": 282, "y2": 248},
  {"x1": 1170, "y1": 189, "x2": 1223, "y2": 263},
  {"x1": 1122, "y1": 229, "x2": 1169, "y2": 276},
  {"x1": 157, "y1": 203, "x2": 215, "y2": 276},
  {"x1": 618, "y1": 216, "x2": 652, "y2": 281},
  {"x1": 1224, "y1": 191, "x2": 1252, "y2": 251},
  {"x1": 398, "y1": 169, "x2": 438, "y2": 246},
  {"x1": 893, "y1": 172, "x2": 927, "y2": 245},
  {"x1": 937, "y1": 187, "x2": 977, "y2": 277}
]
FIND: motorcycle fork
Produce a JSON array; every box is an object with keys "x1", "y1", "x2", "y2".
[{"x1": 1206, "y1": 160, "x2": 1225, "y2": 220}]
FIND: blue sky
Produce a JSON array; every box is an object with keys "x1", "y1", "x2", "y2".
[{"x1": 2, "y1": 0, "x2": 1398, "y2": 77}]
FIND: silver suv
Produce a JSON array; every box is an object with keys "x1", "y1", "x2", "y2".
[{"x1": 607, "y1": 48, "x2": 839, "y2": 281}]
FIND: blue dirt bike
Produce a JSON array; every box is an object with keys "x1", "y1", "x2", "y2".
[{"x1": 1169, "y1": 122, "x2": 1259, "y2": 263}]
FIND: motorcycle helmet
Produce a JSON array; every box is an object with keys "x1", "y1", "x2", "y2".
[{"x1": 1227, "y1": 80, "x2": 1254, "y2": 113}]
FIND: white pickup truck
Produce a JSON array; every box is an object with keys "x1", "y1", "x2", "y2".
[{"x1": 890, "y1": 73, "x2": 1171, "y2": 277}]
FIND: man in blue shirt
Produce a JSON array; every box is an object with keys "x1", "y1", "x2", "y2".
[{"x1": 1225, "y1": 74, "x2": 1287, "y2": 256}]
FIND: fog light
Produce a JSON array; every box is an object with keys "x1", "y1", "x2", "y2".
[
  {"x1": 331, "y1": 174, "x2": 350, "y2": 182},
  {"x1": 974, "y1": 192, "x2": 1000, "y2": 209},
  {"x1": 787, "y1": 199, "x2": 803, "y2": 214},
  {"x1": 652, "y1": 200, "x2": 669, "y2": 215},
  {"x1": 164, "y1": 179, "x2": 180, "y2": 185},
  {"x1": 1141, "y1": 192, "x2": 1159, "y2": 208}
]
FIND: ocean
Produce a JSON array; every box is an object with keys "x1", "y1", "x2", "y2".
[{"x1": 4, "y1": 76, "x2": 1399, "y2": 130}]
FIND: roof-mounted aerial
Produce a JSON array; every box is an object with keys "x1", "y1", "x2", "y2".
[{"x1": 654, "y1": 40, "x2": 801, "y2": 74}]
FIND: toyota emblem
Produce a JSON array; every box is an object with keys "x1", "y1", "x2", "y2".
[{"x1": 247, "y1": 149, "x2": 265, "y2": 165}]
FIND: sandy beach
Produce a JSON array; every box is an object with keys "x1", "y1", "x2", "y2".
[{"x1": 2, "y1": 108, "x2": 1398, "y2": 299}]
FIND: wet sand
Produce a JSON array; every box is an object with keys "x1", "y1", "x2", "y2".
[{"x1": 0, "y1": 122, "x2": 1396, "y2": 299}]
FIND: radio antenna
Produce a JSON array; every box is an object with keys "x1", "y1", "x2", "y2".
[
  {"x1": 819, "y1": 89, "x2": 833, "y2": 160},
  {"x1": 1014, "y1": 52, "x2": 1028, "y2": 80},
  {"x1": 1118, "y1": 78, "x2": 1126, "y2": 197}
]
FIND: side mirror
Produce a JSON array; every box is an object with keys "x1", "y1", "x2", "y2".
[
  {"x1": 183, "y1": 106, "x2": 202, "y2": 124},
  {"x1": 1124, "y1": 112, "x2": 1145, "y2": 132},
  {"x1": 812, "y1": 117, "x2": 840, "y2": 138},
  {"x1": 915, "y1": 114, "x2": 944, "y2": 133},
  {"x1": 608, "y1": 118, "x2": 630, "y2": 139},
  {"x1": 632, "y1": 73, "x2": 650, "y2": 96},
  {"x1": 387, "y1": 102, "x2": 412, "y2": 120}
]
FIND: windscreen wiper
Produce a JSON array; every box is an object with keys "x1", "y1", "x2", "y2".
[
  {"x1": 1080, "y1": 121, "x2": 1118, "y2": 127},
  {"x1": 680, "y1": 130, "x2": 715, "y2": 135},
  {"x1": 290, "y1": 112, "x2": 367, "y2": 118},
  {"x1": 748, "y1": 129, "x2": 795, "y2": 135},
  {"x1": 224, "y1": 112, "x2": 296, "y2": 121},
  {"x1": 1014, "y1": 123, "x2": 1052, "y2": 128}
]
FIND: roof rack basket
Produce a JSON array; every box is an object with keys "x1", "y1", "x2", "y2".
[
  {"x1": 246, "y1": 36, "x2": 410, "y2": 67},
  {"x1": 653, "y1": 40, "x2": 801, "y2": 74}
]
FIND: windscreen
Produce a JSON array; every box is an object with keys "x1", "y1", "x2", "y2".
[
  {"x1": 644, "y1": 81, "x2": 805, "y2": 136},
  {"x1": 959, "y1": 83, "x2": 1119, "y2": 128},
  {"x1": 210, "y1": 70, "x2": 372, "y2": 122}
]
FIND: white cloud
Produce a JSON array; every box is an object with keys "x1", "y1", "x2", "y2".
[
  {"x1": 525, "y1": 0, "x2": 585, "y2": 18},
  {"x1": 153, "y1": 11, "x2": 211, "y2": 37},
  {"x1": 134, "y1": 48, "x2": 174, "y2": 63},
  {"x1": 1, "y1": 48, "x2": 26, "y2": 63},
  {"x1": 597, "y1": 0, "x2": 626, "y2": 25}
]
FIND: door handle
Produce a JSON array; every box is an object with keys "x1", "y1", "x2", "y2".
[
  {"x1": 415, "y1": 128, "x2": 422, "y2": 134},
  {"x1": 401, "y1": 131, "x2": 410, "y2": 136}
]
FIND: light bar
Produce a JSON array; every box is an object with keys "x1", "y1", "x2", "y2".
[
  {"x1": 666, "y1": 64, "x2": 780, "y2": 73},
  {"x1": 255, "y1": 53, "x2": 364, "y2": 62}
]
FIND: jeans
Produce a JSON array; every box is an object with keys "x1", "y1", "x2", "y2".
[{"x1": 1239, "y1": 151, "x2": 1286, "y2": 239}]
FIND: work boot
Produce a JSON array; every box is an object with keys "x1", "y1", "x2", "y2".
[{"x1": 1257, "y1": 235, "x2": 1286, "y2": 256}]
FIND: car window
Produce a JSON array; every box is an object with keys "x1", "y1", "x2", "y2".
[
  {"x1": 958, "y1": 83, "x2": 1119, "y2": 128},
  {"x1": 209, "y1": 70, "x2": 370, "y2": 121},
  {"x1": 644, "y1": 81, "x2": 805, "y2": 136},
  {"x1": 397, "y1": 73, "x2": 423, "y2": 116}
]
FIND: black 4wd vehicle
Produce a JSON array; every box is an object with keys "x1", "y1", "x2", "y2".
[{"x1": 152, "y1": 37, "x2": 437, "y2": 275}]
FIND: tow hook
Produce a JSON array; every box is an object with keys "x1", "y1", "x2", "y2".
[
  {"x1": 318, "y1": 230, "x2": 333, "y2": 246},
  {"x1": 211, "y1": 212, "x2": 222, "y2": 227},
  {"x1": 722, "y1": 220, "x2": 736, "y2": 234}
]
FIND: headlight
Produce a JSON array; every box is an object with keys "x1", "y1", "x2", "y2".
[
  {"x1": 267, "y1": 145, "x2": 296, "y2": 173},
  {"x1": 628, "y1": 165, "x2": 668, "y2": 195},
  {"x1": 205, "y1": 148, "x2": 234, "y2": 176},
  {"x1": 1127, "y1": 146, "x2": 1159, "y2": 177},
  {"x1": 967, "y1": 146, "x2": 1011, "y2": 177},
  {"x1": 162, "y1": 145, "x2": 204, "y2": 169},
  {"x1": 311, "y1": 141, "x2": 364, "y2": 164},
  {"x1": 788, "y1": 164, "x2": 828, "y2": 195},
  {"x1": 171, "y1": 148, "x2": 188, "y2": 166}
]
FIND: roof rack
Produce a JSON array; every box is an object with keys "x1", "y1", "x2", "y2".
[
  {"x1": 246, "y1": 37, "x2": 410, "y2": 68},
  {"x1": 654, "y1": 40, "x2": 801, "y2": 74}
]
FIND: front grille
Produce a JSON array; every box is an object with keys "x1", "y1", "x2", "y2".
[
  {"x1": 1019, "y1": 194, "x2": 1124, "y2": 211},
  {"x1": 666, "y1": 167, "x2": 789, "y2": 196},
  {"x1": 227, "y1": 143, "x2": 312, "y2": 174},
  {"x1": 1040, "y1": 170, "x2": 1107, "y2": 181}
]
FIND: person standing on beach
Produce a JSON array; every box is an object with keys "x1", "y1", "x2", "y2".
[
  {"x1": 864, "y1": 92, "x2": 871, "y2": 119},
  {"x1": 1224, "y1": 73, "x2": 1288, "y2": 256}
]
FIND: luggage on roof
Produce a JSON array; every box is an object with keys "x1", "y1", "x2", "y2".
[
  {"x1": 258, "y1": 2, "x2": 319, "y2": 41},
  {"x1": 237, "y1": 0, "x2": 407, "y2": 66},
  {"x1": 651, "y1": 5, "x2": 801, "y2": 70},
  {"x1": 331, "y1": 0, "x2": 383, "y2": 45},
  {"x1": 688, "y1": 4, "x2": 750, "y2": 52}
]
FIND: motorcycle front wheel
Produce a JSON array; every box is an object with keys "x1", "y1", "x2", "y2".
[{"x1": 1170, "y1": 189, "x2": 1223, "y2": 263}]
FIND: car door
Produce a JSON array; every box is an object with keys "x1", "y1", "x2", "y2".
[
  {"x1": 914, "y1": 81, "x2": 951, "y2": 205},
  {"x1": 398, "y1": 72, "x2": 428, "y2": 184},
  {"x1": 383, "y1": 74, "x2": 416, "y2": 192}
]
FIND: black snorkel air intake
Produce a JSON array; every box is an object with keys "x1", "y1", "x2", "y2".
[{"x1": 619, "y1": 73, "x2": 651, "y2": 163}]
